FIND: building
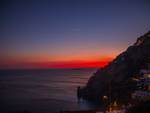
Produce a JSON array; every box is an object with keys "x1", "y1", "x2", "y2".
[{"x1": 132, "y1": 70, "x2": 150, "y2": 101}]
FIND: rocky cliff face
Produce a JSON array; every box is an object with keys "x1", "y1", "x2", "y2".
[{"x1": 79, "y1": 31, "x2": 150, "y2": 103}]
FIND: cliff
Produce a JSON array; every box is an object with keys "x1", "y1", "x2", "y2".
[{"x1": 79, "y1": 31, "x2": 150, "y2": 104}]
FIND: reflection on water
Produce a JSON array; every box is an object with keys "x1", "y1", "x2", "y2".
[{"x1": 0, "y1": 68, "x2": 98, "y2": 113}]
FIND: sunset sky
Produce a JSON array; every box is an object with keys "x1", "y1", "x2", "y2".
[{"x1": 0, "y1": 0, "x2": 150, "y2": 69}]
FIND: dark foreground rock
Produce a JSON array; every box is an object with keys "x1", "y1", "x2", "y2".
[
  {"x1": 79, "y1": 31, "x2": 150, "y2": 104},
  {"x1": 127, "y1": 100, "x2": 150, "y2": 113}
]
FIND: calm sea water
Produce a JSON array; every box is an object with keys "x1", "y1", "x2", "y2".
[{"x1": 0, "y1": 68, "x2": 98, "y2": 113}]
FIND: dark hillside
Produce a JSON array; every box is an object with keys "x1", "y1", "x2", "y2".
[{"x1": 79, "y1": 31, "x2": 150, "y2": 104}]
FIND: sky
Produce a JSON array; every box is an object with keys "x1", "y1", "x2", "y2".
[{"x1": 0, "y1": 0, "x2": 150, "y2": 69}]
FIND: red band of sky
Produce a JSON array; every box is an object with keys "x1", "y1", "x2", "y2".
[{"x1": 0, "y1": 59, "x2": 113, "y2": 69}]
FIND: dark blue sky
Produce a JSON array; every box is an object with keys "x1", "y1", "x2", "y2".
[{"x1": 0, "y1": 0, "x2": 150, "y2": 68}]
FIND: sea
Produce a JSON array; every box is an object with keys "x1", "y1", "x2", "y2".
[{"x1": 0, "y1": 68, "x2": 99, "y2": 113}]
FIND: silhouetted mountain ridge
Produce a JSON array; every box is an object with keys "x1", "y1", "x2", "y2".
[{"x1": 79, "y1": 31, "x2": 150, "y2": 104}]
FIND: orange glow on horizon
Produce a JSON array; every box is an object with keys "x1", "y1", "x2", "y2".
[
  {"x1": 35, "y1": 60, "x2": 111, "y2": 68},
  {"x1": 0, "y1": 57, "x2": 113, "y2": 69}
]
